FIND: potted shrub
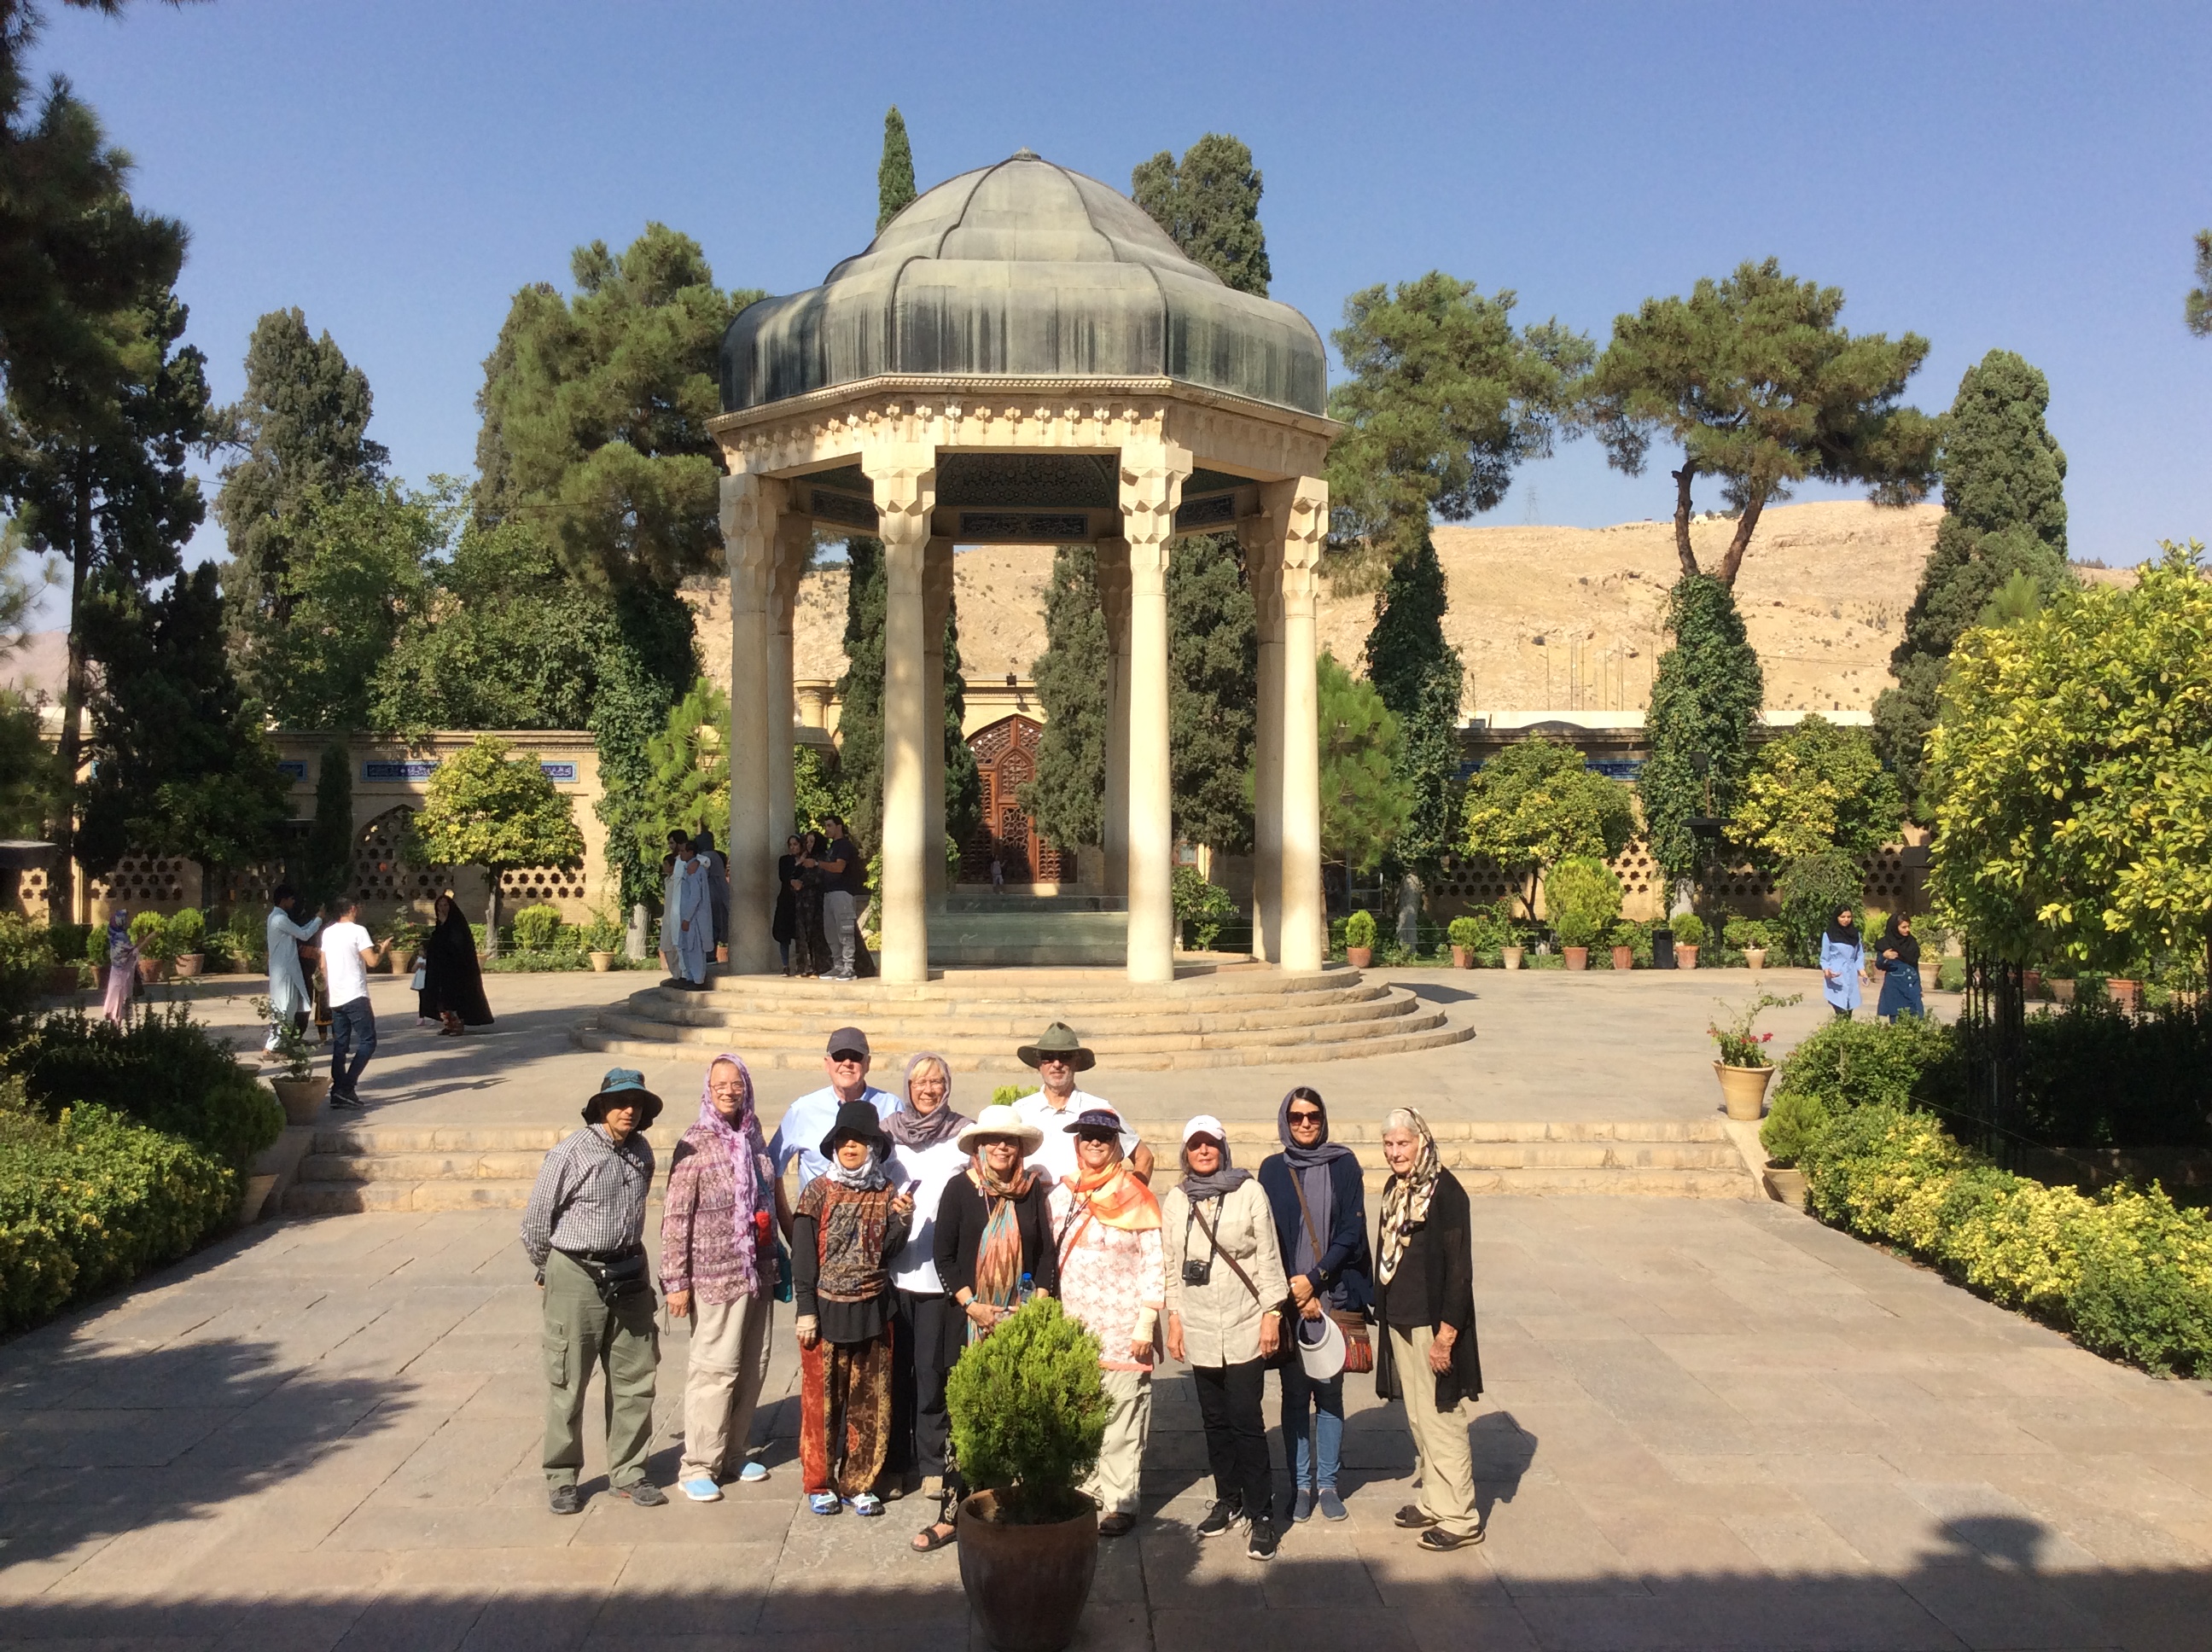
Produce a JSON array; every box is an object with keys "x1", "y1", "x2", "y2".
[
  {"x1": 946, "y1": 1297, "x2": 1109, "y2": 1652},
  {"x1": 1343, "y1": 908, "x2": 1377, "y2": 969},
  {"x1": 1543, "y1": 856, "x2": 1622, "y2": 974},
  {"x1": 1608, "y1": 920, "x2": 1638, "y2": 973},
  {"x1": 1707, "y1": 988, "x2": 1801, "y2": 1120},
  {"x1": 251, "y1": 994, "x2": 328, "y2": 1123},
  {"x1": 1672, "y1": 912, "x2": 1707, "y2": 969},
  {"x1": 129, "y1": 910, "x2": 174, "y2": 982},
  {"x1": 1724, "y1": 917, "x2": 1770, "y2": 973},
  {"x1": 2047, "y1": 962, "x2": 2076, "y2": 1003},
  {"x1": 1447, "y1": 916, "x2": 1481, "y2": 969},
  {"x1": 166, "y1": 908, "x2": 207, "y2": 977},
  {"x1": 2109, "y1": 976, "x2": 2142, "y2": 1014},
  {"x1": 385, "y1": 916, "x2": 426, "y2": 976}
]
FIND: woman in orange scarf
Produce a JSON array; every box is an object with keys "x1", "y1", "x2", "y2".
[{"x1": 1045, "y1": 1106, "x2": 1164, "y2": 1537}]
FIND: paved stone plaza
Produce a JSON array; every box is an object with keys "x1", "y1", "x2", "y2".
[{"x1": 8, "y1": 969, "x2": 2211, "y2": 1651}]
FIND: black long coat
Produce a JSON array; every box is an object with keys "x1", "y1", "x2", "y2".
[{"x1": 1373, "y1": 1168, "x2": 1483, "y2": 1411}]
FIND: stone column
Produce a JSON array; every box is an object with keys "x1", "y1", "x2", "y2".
[
  {"x1": 867, "y1": 449, "x2": 936, "y2": 982},
  {"x1": 720, "y1": 471, "x2": 783, "y2": 974},
  {"x1": 1119, "y1": 443, "x2": 1190, "y2": 983},
  {"x1": 923, "y1": 536, "x2": 955, "y2": 899},
  {"x1": 767, "y1": 511, "x2": 810, "y2": 858},
  {"x1": 1096, "y1": 540, "x2": 1132, "y2": 899},
  {"x1": 1242, "y1": 513, "x2": 1284, "y2": 963},
  {"x1": 1266, "y1": 478, "x2": 1329, "y2": 973}
]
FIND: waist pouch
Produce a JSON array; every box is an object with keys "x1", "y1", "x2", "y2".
[{"x1": 570, "y1": 1247, "x2": 653, "y2": 1307}]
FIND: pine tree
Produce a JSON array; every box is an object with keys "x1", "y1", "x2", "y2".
[
  {"x1": 1131, "y1": 133, "x2": 1270, "y2": 296},
  {"x1": 1362, "y1": 529, "x2": 1465, "y2": 875},
  {"x1": 1167, "y1": 533, "x2": 1256, "y2": 852},
  {"x1": 640, "y1": 678, "x2": 731, "y2": 855},
  {"x1": 1871, "y1": 349, "x2": 2072, "y2": 817},
  {"x1": 877, "y1": 107, "x2": 917, "y2": 233},
  {"x1": 1024, "y1": 545, "x2": 1108, "y2": 852},
  {"x1": 835, "y1": 537, "x2": 887, "y2": 846},
  {"x1": 1639, "y1": 575, "x2": 1764, "y2": 888},
  {"x1": 1317, "y1": 652, "x2": 1411, "y2": 875}
]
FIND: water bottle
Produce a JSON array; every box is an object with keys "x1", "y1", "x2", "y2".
[{"x1": 1019, "y1": 1271, "x2": 1033, "y2": 1306}]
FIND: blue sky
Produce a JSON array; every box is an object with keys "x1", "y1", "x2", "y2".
[{"x1": 30, "y1": 0, "x2": 2212, "y2": 605}]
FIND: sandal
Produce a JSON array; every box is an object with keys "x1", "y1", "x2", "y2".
[{"x1": 911, "y1": 1520, "x2": 958, "y2": 1552}]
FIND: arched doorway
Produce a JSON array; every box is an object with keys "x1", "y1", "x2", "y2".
[
  {"x1": 961, "y1": 716, "x2": 1068, "y2": 885},
  {"x1": 354, "y1": 806, "x2": 445, "y2": 908}
]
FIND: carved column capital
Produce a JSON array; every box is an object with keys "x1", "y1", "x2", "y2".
[
  {"x1": 1261, "y1": 476, "x2": 1329, "y2": 610},
  {"x1": 721, "y1": 473, "x2": 786, "y2": 599},
  {"x1": 1119, "y1": 440, "x2": 1191, "y2": 582}
]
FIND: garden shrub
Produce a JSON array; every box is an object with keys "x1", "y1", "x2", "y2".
[
  {"x1": 510, "y1": 903, "x2": 566, "y2": 953},
  {"x1": 1543, "y1": 856, "x2": 1622, "y2": 949},
  {"x1": 166, "y1": 908, "x2": 207, "y2": 955},
  {"x1": 1670, "y1": 912, "x2": 1707, "y2": 947},
  {"x1": 1775, "y1": 849, "x2": 1865, "y2": 965},
  {"x1": 9, "y1": 1009, "x2": 283, "y2": 1176},
  {"x1": 1343, "y1": 910, "x2": 1377, "y2": 950},
  {"x1": 944, "y1": 1296, "x2": 1108, "y2": 1521},
  {"x1": 0, "y1": 912, "x2": 52, "y2": 1027},
  {"x1": 1173, "y1": 866, "x2": 1237, "y2": 951},
  {"x1": 2013, "y1": 999, "x2": 2212, "y2": 1149}
]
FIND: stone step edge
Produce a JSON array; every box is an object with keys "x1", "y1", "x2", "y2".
[
  {"x1": 587, "y1": 1002, "x2": 1452, "y2": 1054},
  {"x1": 608, "y1": 989, "x2": 1414, "y2": 1035},
  {"x1": 572, "y1": 1023, "x2": 1476, "y2": 1069}
]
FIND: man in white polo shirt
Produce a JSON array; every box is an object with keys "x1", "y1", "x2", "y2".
[
  {"x1": 1010, "y1": 1021, "x2": 1153, "y2": 1186},
  {"x1": 320, "y1": 897, "x2": 389, "y2": 1110}
]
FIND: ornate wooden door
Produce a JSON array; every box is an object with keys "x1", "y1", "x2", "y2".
[{"x1": 963, "y1": 716, "x2": 1067, "y2": 883}]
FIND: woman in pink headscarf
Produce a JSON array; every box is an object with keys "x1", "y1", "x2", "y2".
[{"x1": 661, "y1": 1052, "x2": 789, "y2": 1501}]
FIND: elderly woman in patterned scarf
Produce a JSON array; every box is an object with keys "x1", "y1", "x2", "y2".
[
  {"x1": 661, "y1": 1054, "x2": 788, "y2": 1503},
  {"x1": 882, "y1": 1054, "x2": 975, "y2": 1526},
  {"x1": 1374, "y1": 1106, "x2": 1485, "y2": 1551}
]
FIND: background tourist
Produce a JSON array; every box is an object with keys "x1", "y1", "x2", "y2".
[
  {"x1": 883, "y1": 1053, "x2": 973, "y2": 1527},
  {"x1": 319, "y1": 897, "x2": 388, "y2": 1111},
  {"x1": 662, "y1": 1054, "x2": 784, "y2": 1502},
  {"x1": 99, "y1": 907, "x2": 136, "y2": 1024},
  {"x1": 1257, "y1": 1085, "x2": 1371, "y2": 1523},
  {"x1": 1821, "y1": 906, "x2": 1865, "y2": 1019},
  {"x1": 798, "y1": 829, "x2": 833, "y2": 975},
  {"x1": 419, "y1": 892, "x2": 492, "y2": 1036},
  {"x1": 1012, "y1": 1021, "x2": 1153, "y2": 1185},
  {"x1": 775, "y1": 834, "x2": 806, "y2": 975},
  {"x1": 919, "y1": 1103, "x2": 1058, "y2": 1551},
  {"x1": 1874, "y1": 914, "x2": 1924, "y2": 1021},
  {"x1": 1045, "y1": 1105, "x2": 1163, "y2": 1539},
  {"x1": 264, "y1": 883, "x2": 320, "y2": 1051},
  {"x1": 793, "y1": 1101, "x2": 913, "y2": 1516},
  {"x1": 519, "y1": 1067, "x2": 666, "y2": 1515},
  {"x1": 771, "y1": 1028, "x2": 897, "y2": 1195},
  {"x1": 1161, "y1": 1114, "x2": 1287, "y2": 1562},
  {"x1": 816, "y1": 814, "x2": 864, "y2": 980},
  {"x1": 1374, "y1": 1106, "x2": 1484, "y2": 1551},
  {"x1": 662, "y1": 834, "x2": 710, "y2": 990},
  {"x1": 692, "y1": 828, "x2": 730, "y2": 960}
]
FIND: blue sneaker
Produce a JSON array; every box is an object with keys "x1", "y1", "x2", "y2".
[
  {"x1": 808, "y1": 1491, "x2": 841, "y2": 1515},
  {"x1": 679, "y1": 1476, "x2": 722, "y2": 1503},
  {"x1": 847, "y1": 1492, "x2": 884, "y2": 1516},
  {"x1": 736, "y1": 1461, "x2": 770, "y2": 1483}
]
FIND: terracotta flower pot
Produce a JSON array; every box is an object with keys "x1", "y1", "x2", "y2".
[
  {"x1": 136, "y1": 956, "x2": 167, "y2": 984},
  {"x1": 1743, "y1": 946, "x2": 1767, "y2": 973},
  {"x1": 1344, "y1": 945, "x2": 1373, "y2": 969},
  {"x1": 395, "y1": 951, "x2": 419, "y2": 977},
  {"x1": 1676, "y1": 944, "x2": 1700, "y2": 970},
  {"x1": 172, "y1": 952, "x2": 204, "y2": 979},
  {"x1": 1451, "y1": 945, "x2": 1473, "y2": 969},
  {"x1": 1563, "y1": 945, "x2": 1589, "y2": 970},
  {"x1": 2052, "y1": 976, "x2": 2075, "y2": 1003},
  {"x1": 716, "y1": 943, "x2": 730, "y2": 964},
  {"x1": 2024, "y1": 969, "x2": 2044, "y2": 997},
  {"x1": 958, "y1": 1489, "x2": 1099, "y2": 1652},
  {"x1": 2110, "y1": 978, "x2": 2141, "y2": 1013},
  {"x1": 589, "y1": 951, "x2": 615, "y2": 973},
  {"x1": 1611, "y1": 945, "x2": 1635, "y2": 972},
  {"x1": 270, "y1": 1075, "x2": 329, "y2": 1125},
  {"x1": 1502, "y1": 946, "x2": 1523, "y2": 970},
  {"x1": 239, "y1": 1173, "x2": 278, "y2": 1225},
  {"x1": 1714, "y1": 1061, "x2": 1775, "y2": 1121}
]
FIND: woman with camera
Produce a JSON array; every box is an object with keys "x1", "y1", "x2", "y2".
[{"x1": 1162, "y1": 1114, "x2": 1289, "y2": 1562}]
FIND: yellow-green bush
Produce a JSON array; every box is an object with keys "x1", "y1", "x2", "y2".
[{"x1": 1798, "y1": 1102, "x2": 2212, "y2": 1376}]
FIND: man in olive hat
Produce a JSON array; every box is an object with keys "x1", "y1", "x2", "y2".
[
  {"x1": 521, "y1": 1067, "x2": 667, "y2": 1514},
  {"x1": 1012, "y1": 1021, "x2": 1152, "y2": 1186}
]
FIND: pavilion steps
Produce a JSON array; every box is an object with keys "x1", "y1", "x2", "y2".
[{"x1": 280, "y1": 1119, "x2": 1753, "y2": 1214}]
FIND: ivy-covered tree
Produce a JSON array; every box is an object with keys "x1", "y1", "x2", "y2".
[
  {"x1": 1639, "y1": 574, "x2": 1763, "y2": 887},
  {"x1": 1328, "y1": 273, "x2": 1592, "y2": 563},
  {"x1": 1024, "y1": 545, "x2": 1108, "y2": 853},
  {"x1": 1871, "y1": 350, "x2": 2073, "y2": 817},
  {"x1": 1727, "y1": 713, "x2": 1902, "y2": 873},
  {"x1": 1167, "y1": 532, "x2": 1255, "y2": 853},
  {"x1": 1462, "y1": 738, "x2": 1634, "y2": 921},
  {"x1": 1132, "y1": 133, "x2": 1270, "y2": 297},
  {"x1": 408, "y1": 734, "x2": 585, "y2": 956},
  {"x1": 1582, "y1": 259, "x2": 1940, "y2": 585},
  {"x1": 1926, "y1": 540, "x2": 2212, "y2": 977},
  {"x1": 877, "y1": 106, "x2": 916, "y2": 232},
  {"x1": 1362, "y1": 527, "x2": 1464, "y2": 873},
  {"x1": 1316, "y1": 650, "x2": 1410, "y2": 877},
  {"x1": 640, "y1": 678, "x2": 730, "y2": 858}
]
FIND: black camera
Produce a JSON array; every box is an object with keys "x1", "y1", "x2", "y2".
[{"x1": 1182, "y1": 1258, "x2": 1211, "y2": 1287}]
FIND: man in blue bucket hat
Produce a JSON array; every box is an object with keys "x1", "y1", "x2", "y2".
[{"x1": 521, "y1": 1066, "x2": 667, "y2": 1514}]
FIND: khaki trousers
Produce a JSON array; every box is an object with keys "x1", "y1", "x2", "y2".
[
  {"x1": 1083, "y1": 1367, "x2": 1152, "y2": 1517},
  {"x1": 678, "y1": 1290, "x2": 774, "y2": 1482},
  {"x1": 1389, "y1": 1324, "x2": 1481, "y2": 1538},
  {"x1": 541, "y1": 1249, "x2": 660, "y2": 1489}
]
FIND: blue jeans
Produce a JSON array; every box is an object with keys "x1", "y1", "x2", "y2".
[
  {"x1": 1278, "y1": 1352, "x2": 1345, "y2": 1490},
  {"x1": 330, "y1": 998, "x2": 377, "y2": 1096}
]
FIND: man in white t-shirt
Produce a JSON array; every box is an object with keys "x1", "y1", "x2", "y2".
[
  {"x1": 320, "y1": 898, "x2": 389, "y2": 1110},
  {"x1": 1010, "y1": 1021, "x2": 1152, "y2": 1187}
]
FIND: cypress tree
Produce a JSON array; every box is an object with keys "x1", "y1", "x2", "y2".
[
  {"x1": 1024, "y1": 546, "x2": 1108, "y2": 852},
  {"x1": 1639, "y1": 575, "x2": 1763, "y2": 887},
  {"x1": 943, "y1": 595, "x2": 981, "y2": 847},
  {"x1": 1131, "y1": 133, "x2": 1270, "y2": 296},
  {"x1": 299, "y1": 740, "x2": 354, "y2": 911},
  {"x1": 1166, "y1": 533, "x2": 1256, "y2": 853},
  {"x1": 1872, "y1": 349, "x2": 2072, "y2": 817},
  {"x1": 877, "y1": 107, "x2": 917, "y2": 233},
  {"x1": 1362, "y1": 529, "x2": 1465, "y2": 873},
  {"x1": 835, "y1": 537, "x2": 887, "y2": 846}
]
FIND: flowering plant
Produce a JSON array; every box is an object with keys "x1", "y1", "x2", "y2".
[{"x1": 1708, "y1": 989, "x2": 1802, "y2": 1068}]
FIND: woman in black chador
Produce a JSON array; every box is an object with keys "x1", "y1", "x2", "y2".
[{"x1": 418, "y1": 892, "x2": 494, "y2": 1036}]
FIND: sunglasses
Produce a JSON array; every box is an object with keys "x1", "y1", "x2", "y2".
[
  {"x1": 830, "y1": 1050, "x2": 867, "y2": 1063},
  {"x1": 1287, "y1": 1108, "x2": 1324, "y2": 1123}
]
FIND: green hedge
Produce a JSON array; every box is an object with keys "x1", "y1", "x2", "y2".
[
  {"x1": 0, "y1": 1100, "x2": 237, "y2": 1331},
  {"x1": 1796, "y1": 1102, "x2": 2212, "y2": 1376}
]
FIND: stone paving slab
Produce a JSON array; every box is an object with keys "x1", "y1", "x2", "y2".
[{"x1": 3, "y1": 1195, "x2": 2208, "y2": 1650}]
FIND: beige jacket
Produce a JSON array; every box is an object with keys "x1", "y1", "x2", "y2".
[{"x1": 1161, "y1": 1178, "x2": 1288, "y2": 1369}]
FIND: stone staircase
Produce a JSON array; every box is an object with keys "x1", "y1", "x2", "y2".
[
  {"x1": 929, "y1": 894, "x2": 1128, "y2": 967},
  {"x1": 282, "y1": 1116, "x2": 1753, "y2": 1215},
  {"x1": 573, "y1": 963, "x2": 1472, "y2": 1071}
]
